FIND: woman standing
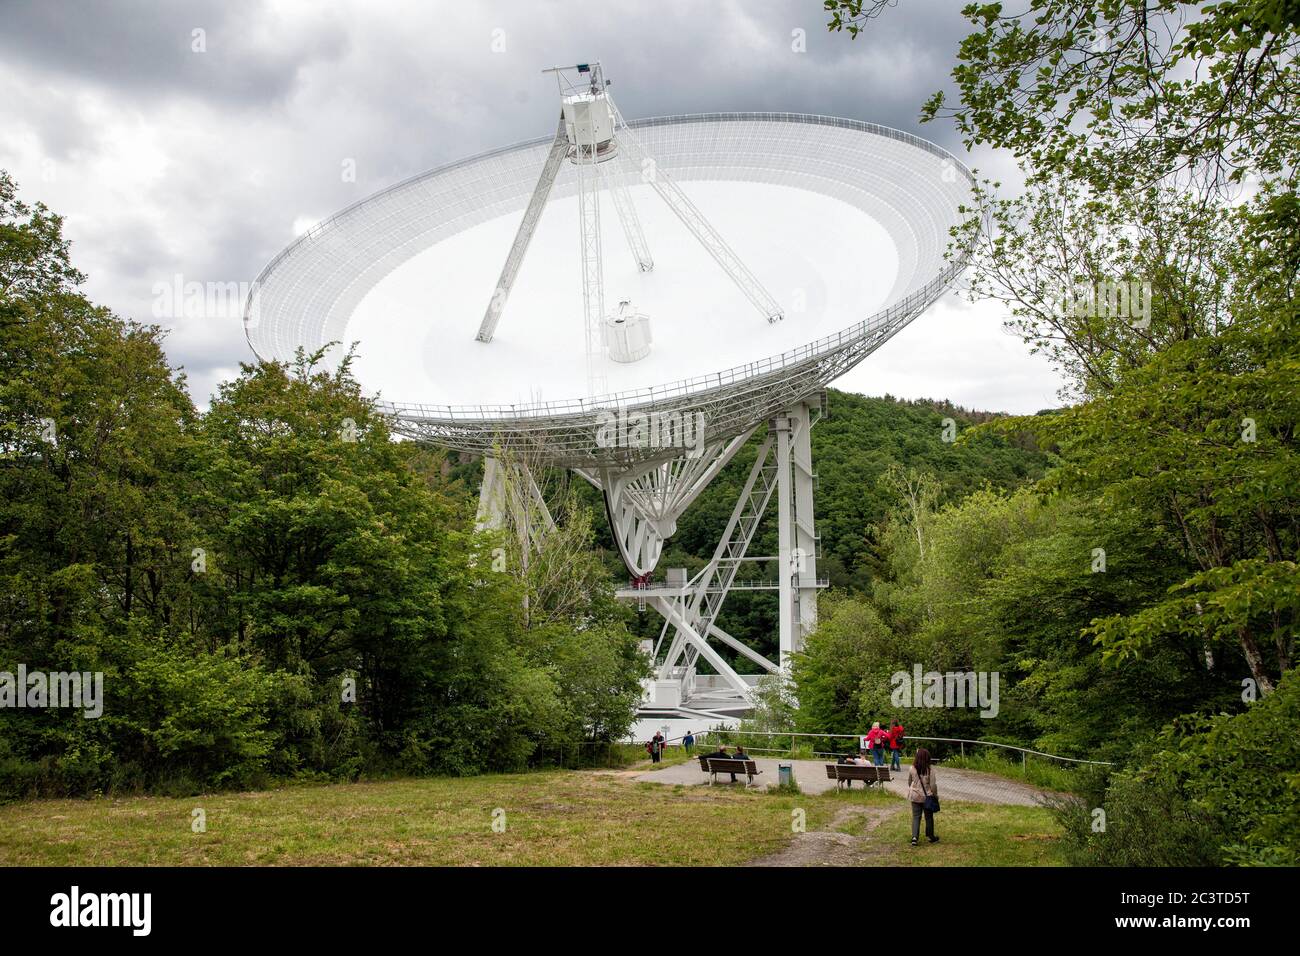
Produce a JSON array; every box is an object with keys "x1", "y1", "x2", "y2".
[
  {"x1": 907, "y1": 748, "x2": 940, "y2": 846},
  {"x1": 888, "y1": 719, "x2": 905, "y2": 772},
  {"x1": 865, "y1": 721, "x2": 889, "y2": 766}
]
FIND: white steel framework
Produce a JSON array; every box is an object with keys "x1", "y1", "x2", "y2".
[
  {"x1": 474, "y1": 117, "x2": 569, "y2": 345},
  {"x1": 773, "y1": 397, "x2": 821, "y2": 663},
  {"x1": 246, "y1": 114, "x2": 975, "y2": 461},
  {"x1": 573, "y1": 107, "x2": 607, "y2": 396},
  {"x1": 609, "y1": 100, "x2": 784, "y2": 325},
  {"x1": 623, "y1": 395, "x2": 826, "y2": 709}
]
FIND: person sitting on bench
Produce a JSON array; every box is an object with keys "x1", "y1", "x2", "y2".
[
  {"x1": 837, "y1": 753, "x2": 857, "y2": 788},
  {"x1": 704, "y1": 744, "x2": 737, "y2": 782},
  {"x1": 731, "y1": 745, "x2": 753, "y2": 783}
]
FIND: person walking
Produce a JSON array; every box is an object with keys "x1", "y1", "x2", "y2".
[
  {"x1": 888, "y1": 719, "x2": 905, "y2": 772},
  {"x1": 865, "y1": 721, "x2": 889, "y2": 767},
  {"x1": 907, "y1": 747, "x2": 940, "y2": 846},
  {"x1": 683, "y1": 730, "x2": 695, "y2": 755},
  {"x1": 647, "y1": 731, "x2": 665, "y2": 764}
]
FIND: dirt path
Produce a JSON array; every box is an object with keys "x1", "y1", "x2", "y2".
[{"x1": 750, "y1": 802, "x2": 906, "y2": 867}]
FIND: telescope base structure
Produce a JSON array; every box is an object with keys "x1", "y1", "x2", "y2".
[
  {"x1": 474, "y1": 398, "x2": 828, "y2": 715},
  {"x1": 612, "y1": 396, "x2": 827, "y2": 715}
]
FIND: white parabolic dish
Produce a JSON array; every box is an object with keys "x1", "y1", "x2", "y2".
[{"x1": 244, "y1": 113, "x2": 975, "y2": 467}]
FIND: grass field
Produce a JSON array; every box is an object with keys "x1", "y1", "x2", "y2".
[
  {"x1": 0, "y1": 763, "x2": 1064, "y2": 866},
  {"x1": 871, "y1": 800, "x2": 1066, "y2": 866}
]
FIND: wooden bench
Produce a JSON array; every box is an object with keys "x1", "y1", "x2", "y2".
[
  {"x1": 825, "y1": 764, "x2": 891, "y2": 789},
  {"x1": 698, "y1": 756, "x2": 762, "y2": 786}
]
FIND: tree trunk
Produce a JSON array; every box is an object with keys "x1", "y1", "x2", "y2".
[{"x1": 1238, "y1": 627, "x2": 1275, "y2": 696}]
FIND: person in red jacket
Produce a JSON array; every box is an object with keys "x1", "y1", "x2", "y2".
[
  {"x1": 865, "y1": 722, "x2": 889, "y2": 766},
  {"x1": 888, "y1": 719, "x2": 905, "y2": 771}
]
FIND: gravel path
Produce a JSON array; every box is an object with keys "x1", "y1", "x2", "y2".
[{"x1": 634, "y1": 757, "x2": 1050, "y2": 806}]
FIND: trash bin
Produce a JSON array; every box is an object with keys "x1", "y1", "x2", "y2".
[{"x1": 778, "y1": 763, "x2": 794, "y2": 788}]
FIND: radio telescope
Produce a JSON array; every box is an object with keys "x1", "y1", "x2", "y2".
[{"x1": 244, "y1": 62, "x2": 974, "y2": 719}]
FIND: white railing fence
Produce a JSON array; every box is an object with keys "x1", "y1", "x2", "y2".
[{"x1": 654, "y1": 728, "x2": 1113, "y2": 769}]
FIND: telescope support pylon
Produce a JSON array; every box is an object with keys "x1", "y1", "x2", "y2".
[{"x1": 613, "y1": 395, "x2": 825, "y2": 712}]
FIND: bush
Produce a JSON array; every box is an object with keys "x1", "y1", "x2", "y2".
[
  {"x1": 0, "y1": 627, "x2": 305, "y2": 799},
  {"x1": 1050, "y1": 670, "x2": 1300, "y2": 865}
]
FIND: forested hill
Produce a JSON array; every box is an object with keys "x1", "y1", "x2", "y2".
[
  {"x1": 643, "y1": 389, "x2": 1050, "y2": 589},
  {"x1": 608, "y1": 388, "x2": 1053, "y2": 658}
]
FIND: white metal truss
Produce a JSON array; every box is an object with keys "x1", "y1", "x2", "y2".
[
  {"x1": 625, "y1": 398, "x2": 826, "y2": 709},
  {"x1": 476, "y1": 455, "x2": 556, "y2": 553},
  {"x1": 607, "y1": 95, "x2": 783, "y2": 325},
  {"x1": 478, "y1": 72, "x2": 780, "y2": 359},
  {"x1": 475, "y1": 117, "x2": 569, "y2": 345},
  {"x1": 648, "y1": 594, "x2": 752, "y2": 698},
  {"x1": 573, "y1": 116, "x2": 607, "y2": 396},
  {"x1": 574, "y1": 428, "x2": 754, "y2": 577},
  {"x1": 599, "y1": 152, "x2": 654, "y2": 273},
  {"x1": 248, "y1": 114, "x2": 974, "y2": 469},
  {"x1": 655, "y1": 431, "x2": 782, "y2": 696},
  {"x1": 247, "y1": 114, "x2": 975, "y2": 409}
]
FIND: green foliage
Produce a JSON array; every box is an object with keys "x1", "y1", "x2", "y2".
[
  {"x1": 792, "y1": 592, "x2": 891, "y2": 736},
  {"x1": 0, "y1": 171, "x2": 647, "y2": 797},
  {"x1": 942, "y1": 748, "x2": 1082, "y2": 795},
  {"x1": 1051, "y1": 669, "x2": 1300, "y2": 865},
  {"x1": 979, "y1": 301, "x2": 1300, "y2": 695},
  {"x1": 817, "y1": 0, "x2": 1298, "y2": 866},
  {"x1": 793, "y1": 483, "x2": 1232, "y2": 758},
  {"x1": 953, "y1": 173, "x2": 1239, "y2": 402},
  {"x1": 914, "y1": 0, "x2": 1300, "y2": 190},
  {"x1": 0, "y1": 621, "x2": 311, "y2": 799},
  {"x1": 739, "y1": 672, "x2": 799, "y2": 736},
  {"x1": 631, "y1": 391, "x2": 1050, "y2": 667}
]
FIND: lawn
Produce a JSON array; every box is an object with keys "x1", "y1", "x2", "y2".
[
  {"x1": 0, "y1": 764, "x2": 1064, "y2": 866},
  {"x1": 871, "y1": 801, "x2": 1067, "y2": 866},
  {"x1": 813, "y1": 786, "x2": 1064, "y2": 866}
]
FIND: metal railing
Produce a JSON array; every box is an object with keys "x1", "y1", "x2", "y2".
[
  {"x1": 648, "y1": 728, "x2": 1113, "y2": 767},
  {"x1": 375, "y1": 265, "x2": 966, "y2": 424}
]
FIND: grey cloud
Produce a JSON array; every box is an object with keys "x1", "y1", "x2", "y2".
[
  {"x1": 0, "y1": 0, "x2": 1055, "y2": 410},
  {"x1": 0, "y1": 0, "x2": 349, "y2": 109}
]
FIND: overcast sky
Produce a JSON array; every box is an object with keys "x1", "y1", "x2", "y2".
[{"x1": 0, "y1": 0, "x2": 1064, "y2": 413}]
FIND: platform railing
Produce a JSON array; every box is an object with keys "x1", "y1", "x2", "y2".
[{"x1": 375, "y1": 263, "x2": 968, "y2": 424}]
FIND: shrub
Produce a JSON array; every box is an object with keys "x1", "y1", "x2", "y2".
[{"x1": 1050, "y1": 670, "x2": 1300, "y2": 865}]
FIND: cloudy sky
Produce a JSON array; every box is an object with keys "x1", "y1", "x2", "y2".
[{"x1": 0, "y1": 0, "x2": 1064, "y2": 413}]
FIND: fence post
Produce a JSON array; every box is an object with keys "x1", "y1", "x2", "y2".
[{"x1": 961, "y1": 741, "x2": 965, "y2": 758}]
